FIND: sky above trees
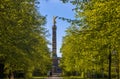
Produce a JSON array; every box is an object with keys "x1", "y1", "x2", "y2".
[{"x1": 38, "y1": 0, "x2": 75, "y2": 57}]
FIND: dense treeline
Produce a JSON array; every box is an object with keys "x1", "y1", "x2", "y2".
[
  {"x1": 0, "y1": 0, "x2": 51, "y2": 79},
  {"x1": 60, "y1": 0, "x2": 120, "y2": 78}
]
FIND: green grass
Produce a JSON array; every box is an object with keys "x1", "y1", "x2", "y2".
[
  {"x1": 62, "y1": 76, "x2": 109, "y2": 79},
  {"x1": 13, "y1": 77, "x2": 47, "y2": 79},
  {"x1": 63, "y1": 77, "x2": 108, "y2": 79}
]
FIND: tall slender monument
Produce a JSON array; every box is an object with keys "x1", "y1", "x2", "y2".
[{"x1": 52, "y1": 16, "x2": 58, "y2": 73}]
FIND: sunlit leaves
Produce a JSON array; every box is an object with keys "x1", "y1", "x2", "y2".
[{"x1": 60, "y1": 0, "x2": 120, "y2": 77}]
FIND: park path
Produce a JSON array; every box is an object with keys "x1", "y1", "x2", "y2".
[
  {"x1": 45, "y1": 73, "x2": 63, "y2": 79},
  {"x1": 45, "y1": 77, "x2": 63, "y2": 79}
]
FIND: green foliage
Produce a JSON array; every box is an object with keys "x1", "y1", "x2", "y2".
[
  {"x1": 0, "y1": 0, "x2": 51, "y2": 78},
  {"x1": 60, "y1": 0, "x2": 120, "y2": 78}
]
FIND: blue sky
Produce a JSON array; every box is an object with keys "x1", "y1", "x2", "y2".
[{"x1": 37, "y1": 0, "x2": 75, "y2": 57}]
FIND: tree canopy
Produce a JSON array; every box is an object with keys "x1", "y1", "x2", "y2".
[
  {"x1": 60, "y1": 0, "x2": 120, "y2": 78},
  {"x1": 0, "y1": 0, "x2": 51, "y2": 78}
]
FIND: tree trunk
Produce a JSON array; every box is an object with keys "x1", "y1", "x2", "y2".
[
  {"x1": 0, "y1": 64, "x2": 4, "y2": 78},
  {"x1": 8, "y1": 72, "x2": 14, "y2": 79},
  {"x1": 108, "y1": 52, "x2": 111, "y2": 79},
  {"x1": 117, "y1": 56, "x2": 119, "y2": 79}
]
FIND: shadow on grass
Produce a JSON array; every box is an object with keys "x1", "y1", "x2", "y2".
[{"x1": 13, "y1": 77, "x2": 109, "y2": 79}]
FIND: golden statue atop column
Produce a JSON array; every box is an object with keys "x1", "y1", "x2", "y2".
[{"x1": 53, "y1": 16, "x2": 57, "y2": 25}]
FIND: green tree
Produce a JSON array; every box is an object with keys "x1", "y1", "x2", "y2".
[
  {"x1": 0, "y1": 0, "x2": 51, "y2": 79},
  {"x1": 60, "y1": 0, "x2": 120, "y2": 78}
]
